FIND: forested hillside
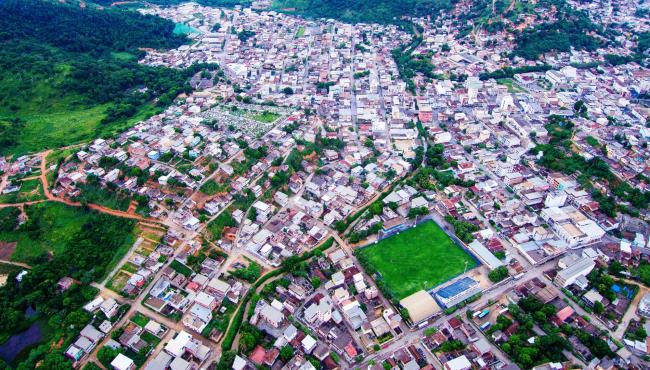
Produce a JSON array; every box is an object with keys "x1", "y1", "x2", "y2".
[
  {"x1": 0, "y1": 0, "x2": 198, "y2": 155},
  {"x1": 91, "y1": 0, "x2": 251, "y2": 6},
  {"x1": 511, "y1": 0, "x2": 603, "y2": 59},
  {"x1": 272, "y1": 0, "x2": 456, "y2": 24},
  {"x1": 0, "y1": 0, "x2": 185, "y2": 53}
]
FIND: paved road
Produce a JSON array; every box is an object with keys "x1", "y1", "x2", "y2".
[
  {"x1": 613, "y1": 278, "x2": 649, "y2": 339},
  {"x1": 355, "y1": 254, "x2": 618, "y2": 369},
  {"x1": 97, "y1": 237, "x2": 144, "y2": 289}
]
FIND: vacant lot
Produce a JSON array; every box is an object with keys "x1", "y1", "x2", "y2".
[
  {"x1": 0, "y1": 178, "x2": 46, "y2": 204},
  {"x1": 0, "y1": 202, "x2": 93, "y2": 261},
  {"x1": 251, "y1": 111, "x2": 281, "y2": 123},
  {"x1": 107, "y1": 270, "x2": 131, "y2": 292},
  {"x1": 357, "y1": 221, "x2": 477, "y2": 299},
  {"x1": 0, "y1": 202, "x2": 135, "y2": 265},
  {"x1": 1, "y1": 88, "x2": 159, "y2": 156}
]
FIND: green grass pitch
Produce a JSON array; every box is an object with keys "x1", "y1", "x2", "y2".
[{"x1": 357, "y1": 220, "x2": 477, "y2": 299}]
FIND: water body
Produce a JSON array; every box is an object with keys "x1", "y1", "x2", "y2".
[
  {"x1": 173, "y1": 23, "x2": 201, "y2": 35},
  {"x1": 0, "y1": 319, "x2": 49, "y2": 364}
]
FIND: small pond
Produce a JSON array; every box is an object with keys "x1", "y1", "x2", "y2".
[{"x1": 0, "y1": 318, "x2": 50, "y2": 364}]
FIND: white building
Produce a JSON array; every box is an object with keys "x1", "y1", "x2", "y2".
[
  {"x1": 554, "y1": 256, "x2": 595, "y2": 287},
  {"x1": 540, "y1": 206, "x2": 605, "y2": 247},
  {"x1": 638, "y1": 293, "x2": 650, "y2": 317}
]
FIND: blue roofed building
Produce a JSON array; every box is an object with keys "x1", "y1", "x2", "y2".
[{"x1": 434, "y1": 277, "x2": 482, "y2": 308}]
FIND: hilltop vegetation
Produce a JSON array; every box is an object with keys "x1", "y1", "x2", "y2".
[
  {"x1": 513, "y1": 16, "x2": 600, "y2": 59},
  {"x1": 272, "y1": 0, "x2": 456, "y2": 24},
  {"x1": 510, "y1": 0, "x2": 602, "y2": 59},
  {"x1": 0, "y1": 0, "x2": 198, "y2": 155},
  {"x1": 0, "y1": 0, "x2": 186, "y2": 53},
  {"x1": 91, "y1": 0, "x2": 251, "y2": 6}
]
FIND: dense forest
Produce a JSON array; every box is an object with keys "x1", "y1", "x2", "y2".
[
  {"x1": 0, "y1": 0, "x2": 186, "y2": 54},
  {"x1": 91, "y1": 0, "x2": 251, "y2": 6},
  {"x1": 0, "y1": 0, "x2": 210, "y2": 155},
  {"x1": 0, "y1": 206, "x2": 136, "y2": 369},
  {"x1": 272, "y1": 0, "x2": 457, "y2": 24}
]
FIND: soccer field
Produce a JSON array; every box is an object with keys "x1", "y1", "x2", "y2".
[{"x1": 357, "y1": 220, "x2": 477, "y2": 300}]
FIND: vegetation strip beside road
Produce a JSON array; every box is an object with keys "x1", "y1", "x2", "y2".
[{"x1": 220, "y1": 237, "x2": 335, "y2": 352}]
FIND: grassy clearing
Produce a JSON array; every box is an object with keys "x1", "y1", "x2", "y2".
[
  {"x1": 136, "y1": 240, "x2": 155, "y2": 257},
  {"x1": 107, "y1": 270, "x2": 130, "y2": 292},
  {"x1": 135, "y1": 225, "x2": 165, "y2": 243},
  {"x1": 497, "y1": 78, "x2": 527, "y2": 93},
  {"x1": 251, "y1": 111, "x2": 281, "y2": 123},
  {"x1": 199, "y1": 179, "x2": 228, "y2": 195},
  {"x1": 0, "y1": 92, "x2": 160, "y2": 156},
  {"x1": 170, "y1": 259, "x2": 193, "y2": 277},
  {"x1": 131, "y1": 312, "x2": 150, "y2": 328},
  {"x1": 295, "y1": 26, "x2": 305, "y2": 38},
  {"x1": 76, "y1": 182, "x2": 132, "y2": 211},
  {"x1": 141, "y1": 330, "x2": 161, "y2": 345},
  {"x1": 110, "y1": 52, "x2": 137, "y2": 61},
  {"x1": 206, "y1": 211, "x2": 236, "y2": 240},
  {"x1": 357, "y1": 221, "x2": 477, "y2": 299},
  {"x1": 121, "y1": 262, "x2": 139, "y2": 274},
  {"x1": 0, "y1": 202, "x2": 135, "y2": 264},
  {"x1": 45, "y1": 147, "x2": 78, "y2": 168},
  {"x1": 0, "y1": 178, "x2": 46, "y2": 204}
]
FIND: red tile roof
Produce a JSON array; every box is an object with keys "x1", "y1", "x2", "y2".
[{"x1": 250, "y1": 346, "x2": 266, "y2": 365}]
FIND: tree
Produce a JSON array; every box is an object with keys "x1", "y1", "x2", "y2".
[
  {"x1": 248, "y1": 207, "x2": 258, "y2": 221},
  {"x1": 216, "y1": 351, "x2": 236, "y2": 370},
  {"x1": 635, "y1": 326, "x2": 648, "y2": 341},
  {"x1": 282, "y1": 87, "x2": 294, "y2": 95},
  {"x1": 488, "y1": 266, "x2": 509, "y2": 283},
  {"x1": 574, "y1": 100, "x2": 588, "y2": 117},
  {"x1": 97, "y1": 346, "x2": 121, "y2": 368},
  {"x1": 593, "y1": 301, "x2": 604, "y2": 314},
  {"x1": 424, "y1": 327, "x2": 438, "y2": 336},
  {"x1": 439, "y1": 339, "x2": 465, "y2": 352},
  {"x1": 311, "y1": 277, "x2": 321, "y2": 289},
  {"x1": 407, "y1": 206, "x2": 428, "y2": 219},
  {"x1": 0, "y1": 207, "x2": 20, "y2": 232},
  {"x1": 369, "y1": 202, "x2": 383, "y2": 216},
  {"x1": 39, "y1": 352, "x2": 73, "y2": 370},
  {"x1": 63, "y1": 309, "x2": 91, "y2": 334},
  {"x1": 608, "y1": 260, "x2": 624, "y2": 276},
  {"x1": 239, "y1": 332, "x2": 257, "y2": 353},
  {"x1": 279, "y1": 345, "x2": 294, "y2": 362},
  {"x1": 83, "y1": 362, "x2": 103, "y2": 370}
]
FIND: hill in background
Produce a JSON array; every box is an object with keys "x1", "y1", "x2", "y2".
[{"x1": 0, "y1": 0, "x2": 193, "y2": 155}]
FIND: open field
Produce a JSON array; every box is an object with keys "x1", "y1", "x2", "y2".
[
  {"x1": 107, "y1": 270, "x2": 131, "y2": 292},
  {"x1": 134, "y1": 224, "x2": 166, "y2": 243},
  {"x1": 251, "y1": 111, "x2": 281, "y2": 123},
  {"x1": 357, "y1": 220, "x2": 477, "y2": 299},
  {"x1": 0, "y1": 202, "x2": 92, "y2": 262},
  {"x1": 0, "y1": 202, "x2": 135, "y2": 264},
  {"x1": 0, "y1": 178, "x2": 46, "y2": 204},
  {"x1": 0, "y1": 87, "x2": 160, "y2": 156},
  {"x1": 200, "y1": 179, "x2": 229, "y2": 195},
  {"x1": 45, "y1": 147, "x2": 78, "y2": 168},
  {"x1": 497, "y1": 78, "x2": 527, "y2": 93},
  {"x1": 295, "y1": 26, "x2": 305, "y2": 38}
]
